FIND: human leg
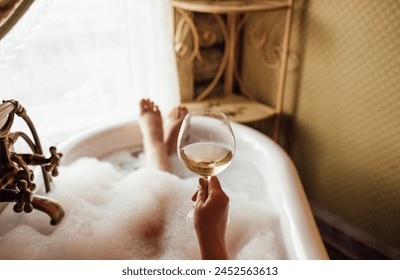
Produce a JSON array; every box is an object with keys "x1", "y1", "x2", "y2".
[
  {"x1": 139, "y1": 99, "x2": 172, "y2": 172},
  {"x1": 164, "y1": 105, "x2": 188, "y2": 155}
]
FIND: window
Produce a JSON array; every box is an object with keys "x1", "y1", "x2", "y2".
[{"x1": 0, "y1": 0, "x2": 180, "y2": 148}]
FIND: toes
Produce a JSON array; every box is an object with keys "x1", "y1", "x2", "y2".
[
  {"x1": 140, "y1": 99, "x2": 160, "y2": 114},
  {"x1": 177, "y1": 106, "x2": 188, "y2": 119},
  {"x1": 140, "y1": 99, "x2": 151, "y2": 112}
]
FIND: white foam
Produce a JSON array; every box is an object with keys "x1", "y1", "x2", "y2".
[{"x1": 0, "y1": 151, "x2": 286, "y2": 259}]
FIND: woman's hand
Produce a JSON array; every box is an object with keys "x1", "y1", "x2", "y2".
[{"x1": 192, "y1": 176, "x2": 230, "y2": 259}]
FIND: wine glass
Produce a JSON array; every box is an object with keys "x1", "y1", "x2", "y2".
[{"x1": 177, "y1": 109, "x2": 236, "y2": 225}]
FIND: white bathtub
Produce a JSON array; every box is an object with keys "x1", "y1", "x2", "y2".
[{"x1": 58, "y1": 120, "x2": 328, "y2": 260}]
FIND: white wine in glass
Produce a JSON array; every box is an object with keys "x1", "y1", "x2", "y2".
[
  {"x1": 177, "y1": 109, "x2": 236, "y2": 225},
  {"x1": 179, "y1": 142, "x2": 234, "y2": 178}
]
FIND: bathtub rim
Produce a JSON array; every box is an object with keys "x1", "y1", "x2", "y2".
[{"x1": 233, "y1": 123, "x2": 329, "y2": 260}]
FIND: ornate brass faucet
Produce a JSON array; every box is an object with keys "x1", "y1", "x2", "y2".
[{"x1": 0, "y1": 99, "x2": 64, "y2": 225}]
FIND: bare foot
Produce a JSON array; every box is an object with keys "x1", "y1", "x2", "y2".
[
  {"x1": 139, "y1": 99, "x2": 172, "y2": 172},
  {"x1": 164, "y1": 105, "x2": 188, "y2": 155},
  {"x1": 139, "y1": 99, "x2": 163, "y2": 145}
]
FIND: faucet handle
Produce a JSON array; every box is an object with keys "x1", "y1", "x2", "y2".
[
  {"x1": 44, "y1": 146, "x2": 62, "y2": 177},
  {"x1": 13, "y1": 180, "x2": 34, "y2": 213}
]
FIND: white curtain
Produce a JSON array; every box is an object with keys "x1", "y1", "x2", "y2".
[{"x1": 0, "y1": 0, "x2": 180, "y2": 147}]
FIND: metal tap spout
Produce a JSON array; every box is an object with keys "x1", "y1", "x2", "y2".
[
  {"x1": 31, "y1": 195, "x2": 65, "y2": 226},
  {"x1": 0, "y1": 188, "x2": 65, "y2": 225}
]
